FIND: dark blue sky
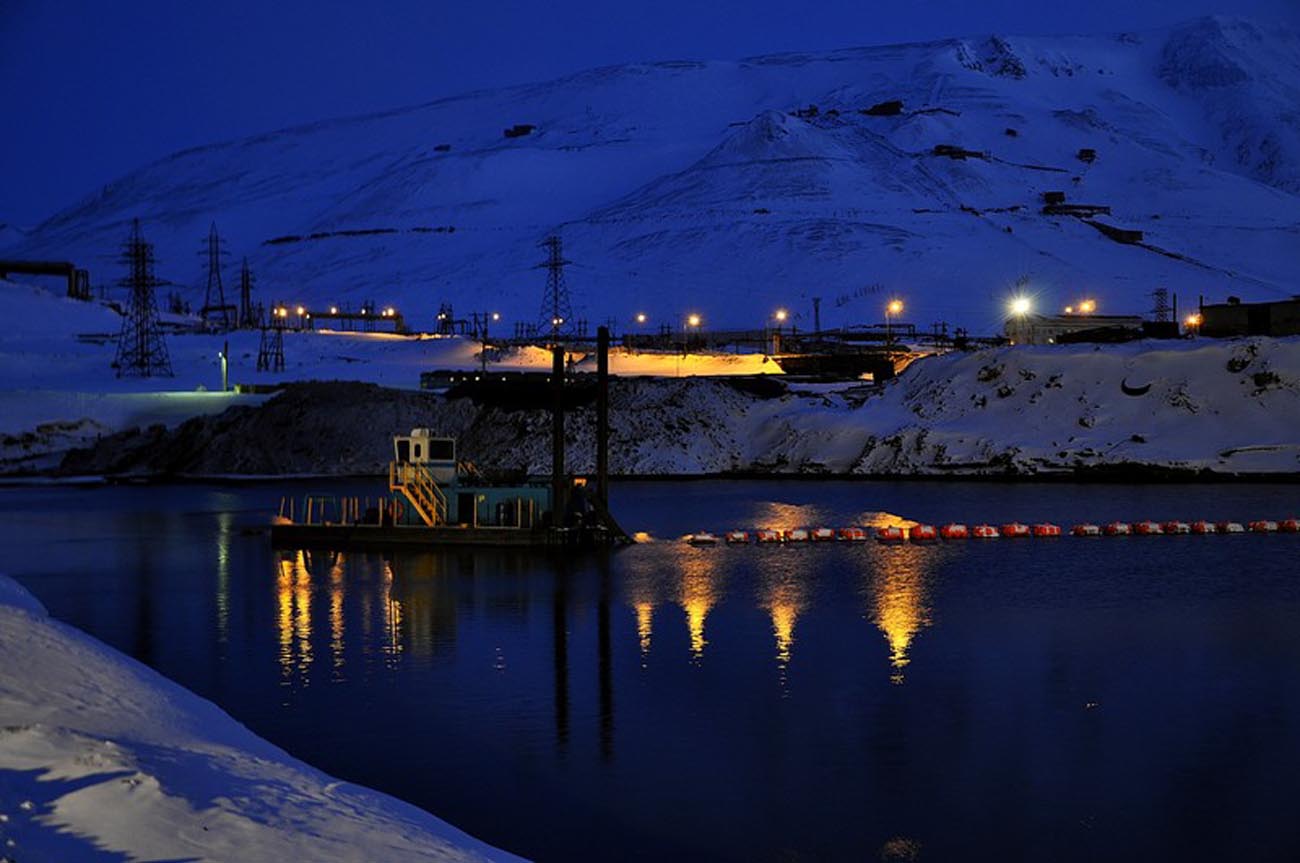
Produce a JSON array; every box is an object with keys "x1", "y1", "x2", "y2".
[{"x1": 2, "y1": 0, "x2": 1297, "y2": 226}]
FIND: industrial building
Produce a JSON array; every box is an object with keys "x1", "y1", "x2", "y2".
[
  {"x1": 1004, "y1": 313, "x2": 1144, "y2": 346},
  {"x1": 1199, "y1": 297, "x2": 1300, "y2": 338}
]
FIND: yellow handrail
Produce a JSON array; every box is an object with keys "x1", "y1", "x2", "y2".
[{"x1": 388, "y1": 461, "x2": 448, "y2": 526}]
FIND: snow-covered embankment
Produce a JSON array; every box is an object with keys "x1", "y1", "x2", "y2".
[
  {"x1": 0, "y1": 575, "x2": 524, "y2": 862},
  {"x1": 56, "y1": 336, "x2": 1300, "y2": 478}
]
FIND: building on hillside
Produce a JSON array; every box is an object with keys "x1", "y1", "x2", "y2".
[
  {"x1": 1004, "y1": 313, "x2": 1144, "y2": 345},
  {"x1": 1199, "y1": 296, "x2": 1300, "y2": 338}
]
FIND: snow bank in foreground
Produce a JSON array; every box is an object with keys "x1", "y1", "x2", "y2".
[{"x1": 0, "y1": 574, "x2": 525, "y2": 863}]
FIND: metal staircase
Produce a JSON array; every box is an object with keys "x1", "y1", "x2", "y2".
[{"x1": 388, "y1": 461, "x2": 449, "y2": 526}]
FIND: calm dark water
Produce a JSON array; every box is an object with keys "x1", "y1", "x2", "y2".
[{"x1": 3, "y1": 480, "x2": 1300, "y2": 862}]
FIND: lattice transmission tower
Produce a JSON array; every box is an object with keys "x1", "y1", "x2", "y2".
[
  {"x1": 536, "y1": 235, "x2": 575, "y2": 339},
  {"x1": 257, "y1": 307, "x2": 285, "y2": 372},
  {"x1": 237, "y1": 257, "x2": 259, "y2": 328},
  {"x1": 1150, "y1": 287, "x2": 1172, "y2": 323},
  {"x1": 199, "y1": 222, "x2": 235, "y2": 330},
  {"x1": 113, "y1": 219, "x2": 173, "y2": 378}
]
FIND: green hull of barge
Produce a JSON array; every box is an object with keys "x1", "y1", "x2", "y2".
[{"x1": 270, "y1": 522, "x2": 606, "y2": 549}]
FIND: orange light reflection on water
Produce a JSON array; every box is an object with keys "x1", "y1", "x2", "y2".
[
  {"x1": 870, "y1": 545, "x2": 933, "y2": 685},
  {"x1": 676, "y1": 548, "x2": 721, "y2": 661},
  {"x1": 276, "y1": 551, "x2": 314, "y2": 683}
]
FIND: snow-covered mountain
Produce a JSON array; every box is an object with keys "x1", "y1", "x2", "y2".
[{"x1": 9, "y1": 16, "x2": 1300, "y2": 332}]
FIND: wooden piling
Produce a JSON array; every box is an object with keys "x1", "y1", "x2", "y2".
[
  {"x1": 596, "y1": 326, "x2": 610, "y2": 510},
  {"x1": 551, "y1": 343, "x2": 566, "y2": 526}
]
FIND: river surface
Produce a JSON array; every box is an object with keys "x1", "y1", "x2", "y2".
[{"x1": 3, "y1": 480, "x2": 1300, "y2": 862}]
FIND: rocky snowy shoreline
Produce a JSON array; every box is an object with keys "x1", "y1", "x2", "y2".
[
  {"x1": 47, "y1": 337, "x2": 1300, "y2": 480},
  {"x1": 0, "y1": 574, "x2": 524, "y2": 862}
]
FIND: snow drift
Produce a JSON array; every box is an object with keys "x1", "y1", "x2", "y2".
[
  {"x1": 0, "y1": 574, "x2": 525, "y2": 862},
  {"x1": 59, "y1": 337, "x2": 1300, "y2": 477}
]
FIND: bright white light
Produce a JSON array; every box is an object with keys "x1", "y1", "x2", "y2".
[
  {"x1": 887, "y1": 299, "x2": 903, "y2": 316},
  {"x1": 492, "y1": 312, "x2": 500, "y2": 321},
  {"x1": 687, "y1": 314, "x2": 701, "y2": 328},
  {"x1": 635, "y1": 312, "x2": 647, "y2": 324},
  {"x1": 1010, "y1": 296, "x2": 1032, "y2": 316},
  {"x1": 774, "y1": 309, "x2": 788, "y2": 322}
]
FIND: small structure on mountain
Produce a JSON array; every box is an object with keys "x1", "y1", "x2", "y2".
[
  {"x1": 863, "y1": 99, "x2": 904, "y2": 116},
  {"x1": 0, "y1": 259, "x2": 91, "y2": 300},
  {"x1": 1042, "y1": 202, "x2": 1111, "y2": 217},
  {"x1": 933, "y1": 143, "x2": 987, "y2": 160},
  {"x1": 1042, "y1": 191, "x2": 1066, "y2": 205},
  {"x1": 1077, "y1": 147, "x2": 1097, "y2": 163},
  {"x1": 1085, "y1": 220, "x2": 1144, "y2": 245},
  {"x1": 503, "y1": 123, "x2": 535, "y2": 138}
]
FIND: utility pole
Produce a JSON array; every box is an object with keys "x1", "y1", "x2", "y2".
[
  {"x1": 113, "y1": 220, "x2": 173, "y2": 378},
  {"x1": 812, "y1": 297, "x2": 822, "y2": 334},
  {"x1": 471, "y1": 311, "x2": 500, "y2": 372}
]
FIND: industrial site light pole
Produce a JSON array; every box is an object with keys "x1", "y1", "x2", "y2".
[
  {"x1": 885, "y1": 299, "x2": 904, "y2": 343},
  {"x1": 471, "y1": 311, "x2": 501, "y2": 373}
]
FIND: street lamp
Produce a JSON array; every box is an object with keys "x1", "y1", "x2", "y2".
[
  {"x1": 1185, "y1": 312, "x2": 1203, "y2": 333},
  {"x1": 1079, "y1": 299, "x2": 1096, "y2": 314},
  {"x1": 217, "y1": 341, "x2": 228, "y2": 393},
  {"x1": 472, "y1": 311, "x2": 500, "y2": 371},
  {"x1": 885, "y1": 298, "x2": 904, "y2": 342},
  {"x1": 1009, "y1": 296, "x2": 1032, "y2": 316},
  {"x1": 635, "y1": 312, "x2": 647, "y2": 324}
]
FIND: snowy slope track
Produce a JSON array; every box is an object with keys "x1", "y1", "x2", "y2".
[{"x1": 0, "y1": 575, "x2": 526, "y2": 863}]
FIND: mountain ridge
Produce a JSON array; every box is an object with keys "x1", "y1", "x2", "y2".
[{"x1": 8, "y1": 15, "x2": 1299, "y2": 332}]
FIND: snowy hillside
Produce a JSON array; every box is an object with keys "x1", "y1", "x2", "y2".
[
  {"x1": 0, "y1": 574, "x2": 524, "y2": 862},
  {"x1": 8, "y1": 16, "x2": 1299, "y2": 333},
  {"x1": 60, "y1": 337, "x2": 1300, "y2": 477}
]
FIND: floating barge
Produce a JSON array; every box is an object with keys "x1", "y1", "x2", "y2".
[{"x1": 271, "y1": 329, "x2": 626, "y2": 550}]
